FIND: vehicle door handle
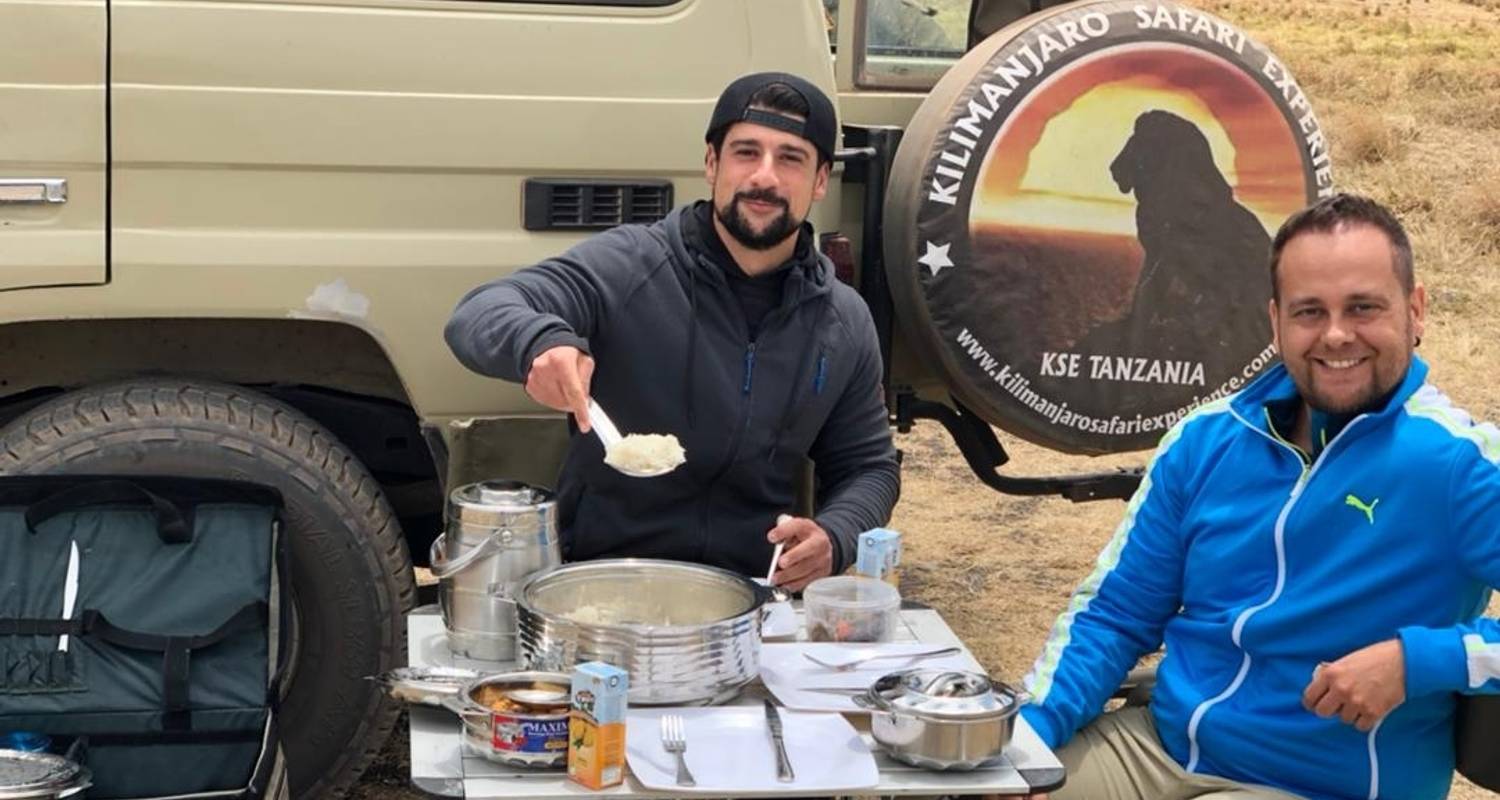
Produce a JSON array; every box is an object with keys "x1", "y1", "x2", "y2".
[{"x1": 0, "y1": 179, "x2": 67, "y2": 204}]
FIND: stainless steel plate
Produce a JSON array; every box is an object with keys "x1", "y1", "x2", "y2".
[
  {"x1": 373, "y1": 666, "x2": 481, "y2": 706},
  {"x1": 0, "y1": 750, "x2": 89, "y2": 800}
]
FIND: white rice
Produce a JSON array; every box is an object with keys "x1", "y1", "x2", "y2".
[{"x1": 604, "y1": 433, "x2": 685, "y2": 474}]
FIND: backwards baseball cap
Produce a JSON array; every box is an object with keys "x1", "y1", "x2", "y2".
[{"x1": 705, "y1": 72, "x2": 838, "y2": 163}]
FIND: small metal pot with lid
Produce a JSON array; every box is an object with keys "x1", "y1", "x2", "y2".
[
  {"x1": 440, "y1": 671, "x2": 574, "y2": 769},
  {"x1": 0, "y1": 750, "x2": 91, "y2": 800},
  {"x1": 429, "y1": 480, "x2": 562, "y2": 661},
  {"x1": 851, "y1": 668, "x2": 1029, "y2": 771}
]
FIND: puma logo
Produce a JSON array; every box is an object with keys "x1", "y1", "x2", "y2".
[{"x1": 1344, "y1": 494, "x2": 1379, "y2": 525}]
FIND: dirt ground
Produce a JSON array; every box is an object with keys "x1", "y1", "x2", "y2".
[{"x1": 351, "y1": 0, "x2": 1500, "y2": 797}]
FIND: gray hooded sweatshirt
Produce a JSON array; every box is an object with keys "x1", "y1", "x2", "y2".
[{"x1": 444, "y1": 204, "x2": 900, "y2": 577}]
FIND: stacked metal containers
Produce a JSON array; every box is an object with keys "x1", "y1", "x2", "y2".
[
  {"x1": 515, "y1": 559, "x2": 768, "y2": 705},
  {"x1": 429, "y1": 480, "x2": 561, "y2": 661}
]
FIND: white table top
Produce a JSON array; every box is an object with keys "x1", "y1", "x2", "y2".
[{"x1": 406, "y1": 604, "x2": 1064, "y2": 798}]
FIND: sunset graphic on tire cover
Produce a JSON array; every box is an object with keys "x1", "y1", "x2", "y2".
[
  {"x1": 888, "y1": 2, "x2": 1327, "y2": 454},
  {"x1": 969, "y1": 44, "x2": 1304, "y2": 382}
]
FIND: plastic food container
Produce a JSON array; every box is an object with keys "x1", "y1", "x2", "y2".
[{"x1": 804, "y1": 575, "x2": 901, "y2": 642}]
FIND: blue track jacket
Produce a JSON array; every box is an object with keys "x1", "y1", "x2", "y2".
[{"x1": 1021, "y1": 357, "x2": 1500, "y2": 799}]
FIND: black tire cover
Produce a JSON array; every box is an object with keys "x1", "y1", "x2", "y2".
[{"x1": 885, "y1": 0, "x2": 1330, "y2": 454}]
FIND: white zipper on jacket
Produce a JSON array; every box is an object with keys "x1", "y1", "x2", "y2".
[
  {"x1": 1366, "y1": 717, "x2": 1385, "y2": 799},
  {"x1": 1183, "y1": 407, "x2": 1369, "y2": 774}
]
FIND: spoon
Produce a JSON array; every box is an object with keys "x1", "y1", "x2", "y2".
[
  {"x1": 587, "y1": 398, "x2": 679, "y2": 478},
  {"x1": 765, "y1": 514, "x2": 792, "y2": 584}
]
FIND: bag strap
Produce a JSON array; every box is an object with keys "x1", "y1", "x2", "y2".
[
  {"x1": 0, "y1": 603, "x2": 268, "y2": 728},
  {"x1": 0, "y1": 603, "x2": 267, "y2": 651},
  {"x1": 25, "y1": 480, "x2": 194, "y2": 544}
]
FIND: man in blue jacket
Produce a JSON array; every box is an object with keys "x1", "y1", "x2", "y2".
[
  {"x1": 444, "y1": 73, "x2": 899, "y2": 591},
  {"x1": 1020, "y1": 194, "x2": 1500, "y2": 799}
]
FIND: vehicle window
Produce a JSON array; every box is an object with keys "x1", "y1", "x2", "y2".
[{"x1": 834, "y1": 0, "x2": 969, "y2": 90}]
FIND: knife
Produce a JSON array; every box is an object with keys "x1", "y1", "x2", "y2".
[
  {"x1": 763, "y1": 699, "x2": 795, "y2": 782},
  {"x1": 59, "y1": 541, "x2": 79, "y2": 652}
]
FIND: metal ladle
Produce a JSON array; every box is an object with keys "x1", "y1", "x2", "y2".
[{"x1": 587, "y1": 398, "x2": 679, "y2": 478}]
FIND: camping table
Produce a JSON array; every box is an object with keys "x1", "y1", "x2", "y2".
[{"x1": 406, "y1": 604, "x2": 1064, "y2": 798}]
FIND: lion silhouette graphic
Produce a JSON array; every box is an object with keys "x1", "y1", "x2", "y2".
[{"x1": 1078, "y1": 109, "x2": 1273, "y2": 365}]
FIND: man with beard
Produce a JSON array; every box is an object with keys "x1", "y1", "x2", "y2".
[
  {"x1": 1017, "y1": 194, "x2": 1500, "y2": 800},
  {"x1": 445, "y1": 73, "x2": 899, "y2": 591}
]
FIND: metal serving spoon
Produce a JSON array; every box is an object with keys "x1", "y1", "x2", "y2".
[{"x1": 587, "y1": 398, "x2": 679, "y2": 478}]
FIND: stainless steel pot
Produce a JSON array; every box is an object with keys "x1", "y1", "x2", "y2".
[
  {"x1": 515, "y1": 559, "x2": 772, "y2": 705},
  {"x1": 0, "y1": 750, "x2": 90, "y2": 800},
  {"x1": 851, "y1": 668, "x2": 1028, "y2": 771},
  {"x1": 440, "y1": 671, "x2": 573, "y2": 769},
  {"x1": 430, "y1": 480, "x2": 562, "y2": 661}
]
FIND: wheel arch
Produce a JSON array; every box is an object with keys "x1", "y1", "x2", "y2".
[{"x1": 0, "y1": 317, "x2": 444, "y2": 561}]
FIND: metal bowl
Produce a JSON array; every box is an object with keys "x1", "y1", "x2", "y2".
[{"x1": 515, "y1": 559, "x2": 771, "y2": 705}]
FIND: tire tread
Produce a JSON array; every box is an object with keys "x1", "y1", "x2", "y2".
[{"x1": 0, "y1": 378, "x2": 416, "y2": 799}]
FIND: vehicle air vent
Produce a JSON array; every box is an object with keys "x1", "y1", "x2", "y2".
[{"x1": 523, "y1": 179, "x2": 674, "y2": 231}]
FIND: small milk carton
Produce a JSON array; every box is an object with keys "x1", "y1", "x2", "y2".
[
  {"x1": 855, "y1": 527, "x2": 902, "y2": 587},
  {"x1": 568, "y1": 661, "x2": 628, "y2": 790}
]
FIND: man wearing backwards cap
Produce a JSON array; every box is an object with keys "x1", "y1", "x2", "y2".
[{"x1": 445, "y1": 72, "x2": 899, "y2": 591}]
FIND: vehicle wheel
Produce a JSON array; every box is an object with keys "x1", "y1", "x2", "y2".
[{"x1": 0, "y1": 379, "x2": 416, "y2": 799}]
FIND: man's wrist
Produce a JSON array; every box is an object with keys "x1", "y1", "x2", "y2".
[{"x1": 524, "y1": 331, "x2": 590, "y2": 373}]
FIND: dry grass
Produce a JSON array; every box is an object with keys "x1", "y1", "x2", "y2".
[
  {"x1": 1341, "y1": 110, "x2": 1409, "y2": 164},
  {"x1": 1463, "y1": 173, "x2": 1500, "y2": 253}
]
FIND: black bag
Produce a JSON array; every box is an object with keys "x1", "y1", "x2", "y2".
[
  {"x1": 1457, "y1": 694, "x2": 1500, "y2": 792},
  {"x1": 0, "y1": 476, "x2": 288, "y2": 800}
]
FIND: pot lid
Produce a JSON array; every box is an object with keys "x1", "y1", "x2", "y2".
[
  {"x1": 871, "y1": 669, "x2": 1021, "y2": 721},
  {"x1": 0, "y1": 750, "x2": 88, "y2": 800},
  {"x1": 448, "y1": 480, "x2": 556, "y2": 526}
]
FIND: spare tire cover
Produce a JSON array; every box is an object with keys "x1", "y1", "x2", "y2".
[{"x1": 885, "y1": 0, "x2": 1330, "y2": 454}]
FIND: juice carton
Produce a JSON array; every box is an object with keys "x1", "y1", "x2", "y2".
[
  {"x1": 855, "y1": 527, "x2": 902, "y2": 587},
  {"x1": 568, "y1": 661, "x2": 628, "y2": 789}
]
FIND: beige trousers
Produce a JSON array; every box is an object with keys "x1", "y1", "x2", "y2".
[{"x1": 1051, "y1": 707, "x2": 1305, "y2": 800}]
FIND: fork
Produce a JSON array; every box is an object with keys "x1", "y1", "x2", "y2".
[
  {"x1": 801, "y1": 645, "x2": 962, "y2": 671},
  {"x1": 659, "y1": 714, "x2": 696, "y2": 787}
]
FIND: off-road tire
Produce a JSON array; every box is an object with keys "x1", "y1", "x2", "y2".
[{"x1": 0, "y1": 379, "x2": 416, "y2": 799}]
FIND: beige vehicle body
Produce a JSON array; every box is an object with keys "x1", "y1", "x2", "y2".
[
  {"x1": 0, "y1": 0, "x2": 960, "y2": 488},
  {"x1": 4, "y1": 0, "x2": 1340, "y2": 793},
  {"x1": 0, "y1": 0, "x2": 997, "y2": 794}
]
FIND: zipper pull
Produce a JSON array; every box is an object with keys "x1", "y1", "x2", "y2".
[
  {"x1": 742, "y1": 343, "x2": 757, "y2": 395},
  {"x1": 813, "y1": 352, "x2": 828, "y2": 396}
]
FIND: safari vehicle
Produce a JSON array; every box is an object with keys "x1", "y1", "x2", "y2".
[{"x1": 0, "y1": 0, "x2": 1329, "y2": 794}]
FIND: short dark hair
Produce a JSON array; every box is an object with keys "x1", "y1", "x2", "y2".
[
  {"x1": 707, "y1": 83, "x2": 825, "y2": 165},
  {"x1": 1269, "y1": 193, "x2": 1415, "y2": 300}
]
